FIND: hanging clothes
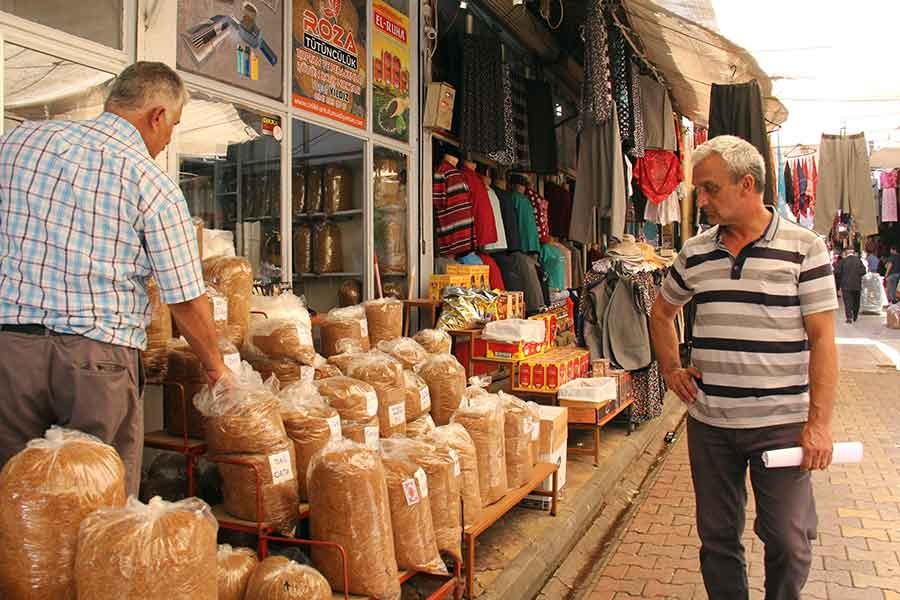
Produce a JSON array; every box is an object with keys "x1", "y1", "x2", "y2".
[
  {"x1": 460, "y1": 166, "x2": 498, "y2": 247},
  {"x1": 433, "y1": 161, "x2": 474, "y2": 257},
  {"x1": 783, "y1": 161, "x2": 795, "y2": 218},
  {"x1": 539, "y1": 243, "x2": 566, "y2": 291},
  {"x1": 629, "y1": 63, "x2": 647, "y2": 158},
  {"x1": 608, "y1": 21, "x2": 639, "y2": 156},
  {"x1": 525, "y1": 187, "x2": 551, "y2": 243},
  {"x1": 509, "y1": 67, "x2": 531, "y2": 170},
  {"x1": 815, "y1": 132, "x2": 877, "y2": 237},
  {"x1": 483, "y1": 187, "x2": 508, "y2": 251},
  {"x1": 639, "y1": 75, "x2": 677, "y2": 151},
  {"x1": 545, "y1": 181, "x2": 573, "y2": 239},
  {"x1": 549, "y1": 241, "x2": 573, "y2": 290},
  {"x1": 796, "y1": 160, "x2": 808, "y2": 216},
  {"x1": 493, "y1": 187, "x2": 521, "y2": 251},
  {"x1": 881, "y1": 170, "x2": 898, "y2": 223},
  {"x1": 644, "y1": 183, "x2": 683, "y2": 226},
  {"x1": 633, "y1": 150, "x2": 683, "y2": 204},
  {"x1": 707, "y1": 80, "x2": 775, "y2": 207},
  {"x1": 487, "y1": 64, "x2": 517, "y2": 166},
  {"x1": 459, "y1": 34, "x2": 505, "y2": 156},
  {"x1": 571, "y1": 104, "x2": 627, "y2": 244},
  {"x1": 492, "y1": 251, "x2": 545, "y2": 312},
  {"x1": 477, "y1": 252, "x2": 505, "y2": 290},
  {"x1": 512, "y1": 190, "x2": 541, "y2": 252},
  {"x1": 526, "y1": 79, "x2": 559, "y2": 173},
  {"x1": 578, "y1": 0, "x2": 614, "y2": 131}
]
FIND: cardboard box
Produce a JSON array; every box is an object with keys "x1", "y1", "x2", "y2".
[
  {"x1": 485, "y1": 339, "x2": 545, "y2": 361},
  {"x1": 428, "y1": 273, "x2": 469, "y2": 301},
  {"x1": 424, "y1": 82, "x2": 456, "y2": 130},
  {"x1": 445, "y1": 264, "x2": 490, "y2": 289},
  {"x1": 528, "y1": 313, "x2": 558, "y2": 347},
  {"x1": 537, "y1": 405, "x2": 568, "y2": 456},
  {"x1": 496, "y1": 291, "x2": 524, "y2": 320},
  {"x1": 534, "y1": 440, "x2": 567, "y2": 492}
]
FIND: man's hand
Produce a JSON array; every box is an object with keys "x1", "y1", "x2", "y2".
[
  {"x1": 663, "y1": 367, "x2": 702, "y2": 403},
  {"x1": 799, "y1": 421, "x2": 833, "y2": 470},
  {"x1": 205, "y1": 366, "x2": 230, "y2": 387}
]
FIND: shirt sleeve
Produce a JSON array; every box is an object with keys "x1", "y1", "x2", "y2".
[
  {"x1": 143, "y1": 183, "x2": 205, "y2": 305},
  {"x1": 660, "y1": 250, "x2": 693, "y2": 306},
  {"x1": 798, "y1": 237, "x2": 839, "y2": 316}
]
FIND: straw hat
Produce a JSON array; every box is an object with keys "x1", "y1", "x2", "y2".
[{"x1": 607, "y1": 234, "x2": 643, "y2": 259}]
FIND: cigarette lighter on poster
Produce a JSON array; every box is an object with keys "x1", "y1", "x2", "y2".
[{"x1": 372, "y1": 0, "x2": 410, "y2": 142}]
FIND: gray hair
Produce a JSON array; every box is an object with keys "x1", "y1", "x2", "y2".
[
  {"x1": 104, "y1": 62, "x2": 188, "y2": 116},
  {"x1": 693, "y1": 135, "x2": 766, "y2": 194}
]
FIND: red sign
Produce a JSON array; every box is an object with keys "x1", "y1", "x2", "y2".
[{"x1": 374, "y1": 9, "x2": 407, "y2": 44}]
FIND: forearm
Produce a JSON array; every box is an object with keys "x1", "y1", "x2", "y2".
[
  {"x1": 650, "y1": 311, "x2": 681, "y2": 374},
  {"x1": 169, "y1": 296, "x2": 227, "y2": 376},
  {"x1": 807, "y1": 332, "x2": 837, "y2": 428}
]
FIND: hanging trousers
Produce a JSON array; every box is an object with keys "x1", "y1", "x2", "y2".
[
  {"x1": 842, "y1": 289, "x2": 861, "y2": 321},
  {"x1": 815, "y1": 133, "x2": 877, "y2": 237},
  {"x1": 688, "y1": 416, "x2": 816, "y2": 600}
]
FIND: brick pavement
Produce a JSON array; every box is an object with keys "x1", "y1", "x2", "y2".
[{"x1": 586, "y1": 367, "x2": 900, "y2": 600}]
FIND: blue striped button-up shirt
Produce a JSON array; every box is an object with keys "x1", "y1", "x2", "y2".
[{"x1": 0, "y1": 112, "x2": 204, "y2": 349}]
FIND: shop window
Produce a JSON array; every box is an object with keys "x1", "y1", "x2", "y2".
[
  {"x1": 3, "y1": 43, "x2": 115, "y2": 133},
  {"x1": 0, "y1": 0, "x2": 124, "y2": 50},
  {"x1": 178, "y1": 95, "x2": 283, "y2": 288},
  {"x1": 291, "y1": 118, "x2": 364, "y2": 313},
  {"x1": 374, "y1": 146, "x2": 408, "y2": 297}
]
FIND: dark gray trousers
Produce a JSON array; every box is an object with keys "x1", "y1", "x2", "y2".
[
  {"x1": 0, "y1": 331, "x2": 144, "y2": 495},
  {"x1": 687, "y1": 416, "x2": 817, "y2": 600}
]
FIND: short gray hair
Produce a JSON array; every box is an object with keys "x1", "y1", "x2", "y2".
[
  {"x1": 693, "y1": 135, "x2": 766, "y2": 194},
  {"x1": 105, "y1": 61, "x2": 187, "y2": 115}
]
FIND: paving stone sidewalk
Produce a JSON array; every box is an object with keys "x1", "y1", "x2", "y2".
[{"x1": 585, "y1": 367, "x2": 900, "y2": 600}]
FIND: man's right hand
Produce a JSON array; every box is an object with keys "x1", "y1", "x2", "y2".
[{"x1": 663, "y1": 367, "x2": 702, "y2": 403}]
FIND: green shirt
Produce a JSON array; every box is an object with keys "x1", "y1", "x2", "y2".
[
  {"x1": 540, "y1": 243, "x2": 566, "y2": 290},
  {"x1": 513, "y1": 191, "x2": 540, "y2": 252}
]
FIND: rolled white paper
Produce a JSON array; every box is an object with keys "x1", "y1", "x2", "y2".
[{"x1": 762, "y1": 442, "x2": 864, "y2": 468}]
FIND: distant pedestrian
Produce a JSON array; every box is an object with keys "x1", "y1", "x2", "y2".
[
  {"x1": 865, "y1": 251, "x2": 880, "y2": 273},
  {"x1": 835, "y1": 250, "x2": 867, "y2": 323},
  {"x1": 885, "y1": 247, "x2": 900, "y2": 303}
]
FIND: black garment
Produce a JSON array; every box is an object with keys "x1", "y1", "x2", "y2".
[
  {"x1": 708, "y1": 81, "x2": 775, "y2": 207},
  {"x1": 834, "y1": 255, "x2": 866, "y2": 291},
  {"x1": 687, "y1": 417, "x2": 816, "y2": 600},
  {"x1": 525, "y1": 79, "x2": 559, "y2": 173},
  {"x1": 607, "y1": 21, "x2": 635, "y2": 153},
  {"x1": 842, "y1": 290, "x2": 861, "y2": 322},
  {"x1": 509, "y1": 64, "x2": 531, "y2": 170},
  {"x1": 545, "y1": 181, "x2": 573, "y2": 239},
  {"x1": 784, "y1": 162, "x2": 795, "y2": 213},
  {"x1": 460, "y1": 34, "x2": 505, "y2": 155},
  {"x1": 493, "y1": 187, "x2": 522, "y2": 252},
  {"x1": 491, "y1": 251, "x2": 545, "y2": 312},
  {"x1": 887, "y1": 254, "x2": 900, "y2": 275}
]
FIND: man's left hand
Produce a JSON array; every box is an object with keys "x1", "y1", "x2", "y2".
[{"x1": 799, "y1": 421, "x2": 833, "y2": 470}]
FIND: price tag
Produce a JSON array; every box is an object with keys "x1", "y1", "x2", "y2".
[
  {"x1": 389, "y1": 403, "x2": 406, "y2": 427},
  {"x1": 296, "y1": 325, "x2": 313, "y2": 347},
  {"x1": 359, "y1": 318, "x2": 369, "y2": 338},
  {"x1": 414, "y1": 467, "x2": 429, "y2": 498},
  {"x1": 365, "y1": 391, "x2": 378, "y2": 417},
  {"x1": 326, "y1": 415, "x2": 342, "y2": 440},
  {"x1": 364, "y1": 426, "x2": 379, "y2": 448},
  {"x1": 300, "y1": 366, "x2": 315, "y2": 383},
  {"x1": 402, "y1": 478, "x2": 420, "y2": 505},
  {"x1": 223, "y1": 352, "x2": 241, "y2": 374},
  {"x1": 449, "y1": 449, "x2": 461, "y2": 476},
  {"x1": 268, "y1": 450, "x2": 294, "y2": 485},
  {"x1": 419, "y1": 386, "x2": 431, "y2": 411},
  {"x1": 212, "y1": 296, "x2": 228, "y2": 322}
]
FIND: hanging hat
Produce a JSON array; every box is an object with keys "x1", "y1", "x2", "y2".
[{"x1": 607, "y1": 234, "x2": 643, "y2": 259}]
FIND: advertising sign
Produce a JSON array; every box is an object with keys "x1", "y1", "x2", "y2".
[{"x1": 372, "y1": 1, "x2": 410, "y2": 141}]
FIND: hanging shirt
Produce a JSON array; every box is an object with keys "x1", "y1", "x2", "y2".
[
  {"x1": 493, "y1": 187, "x2": 522, "y2": 251},
  {"x1": 525, "y1": 188, "x2": 551, "y2": 243},
  {"x1": 545, "y1": 181, "x2": 573, "y2": 239},
  {"x1": 549, "y1": 241, "x2": 573, "y2": 290},
  {"x1": 483, "y1": 187, "x2": 508, "y2": 251},
  {"x1": 460, "y1": 167, "x2": 498, "y2": 247},
  {"x1": 540, "y1": 243, "x2": 566, "y2": 291},
  {"x1": 433, "y1": 161, "x2": 475, "y2": 256},
  {"x1": 644, "y1": 183, "x2": 683, "y2": 226},
  {"x1": 633, "y1": 150, "x2": 683, "y2": 204},
  {"x1": 477, "y1": 252, "x2": 505, "y2": 290},
  {"x1": 513, "y1": 190, "x2": 541, "y2": 252}
]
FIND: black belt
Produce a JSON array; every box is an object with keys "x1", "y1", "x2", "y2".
[{"x1": 0, "y1": 324, "x2": 59, "y2": 336}]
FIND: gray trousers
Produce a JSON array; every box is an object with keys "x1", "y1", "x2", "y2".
[
  {"x1": 687, "y1": 416, "x2": 817, "y2": 600},
  {"x1": 815, "y1": 132, "x2": 876, "y2": 237},
  {"x1": 0, "y1": 330, "x2": 144, "y2": 495}
]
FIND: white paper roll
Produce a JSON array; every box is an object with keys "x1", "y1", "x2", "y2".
[{"x1": 762, "y1": 442, "x2": 864, "y2": 468}]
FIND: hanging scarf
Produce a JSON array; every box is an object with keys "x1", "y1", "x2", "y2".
[
  {"x1": 633, "y1": 150, "x2": 683, "y2": 204},
  {"x1": 579, "y1": 0, "x2": 613, "y2": 130}
]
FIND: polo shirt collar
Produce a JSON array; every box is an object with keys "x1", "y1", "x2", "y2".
[
  {"x1": 716, "y1": 206, "x2": 780, "y2": 250},
  {"x1": 91, "y1": 112, "x2": 148, "y2": 154}
]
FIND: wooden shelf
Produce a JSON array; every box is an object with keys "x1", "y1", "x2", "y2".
[{"x1": 295, "y1": 272, "x2": 363, "y2": 279}]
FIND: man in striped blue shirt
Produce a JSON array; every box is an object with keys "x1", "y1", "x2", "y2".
[
  {"x1": 0, "y1": 62, "x2": 227, "y2": 495},
  {"x1": 651, "y1": 135, "x2": 838, "y2": 600}
]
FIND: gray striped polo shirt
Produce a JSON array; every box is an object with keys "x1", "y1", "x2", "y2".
[{"x1": 660, "y1": 210, "x2": 838, "y2": 428}]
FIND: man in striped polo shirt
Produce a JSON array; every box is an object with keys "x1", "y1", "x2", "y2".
[{"x1": 650, "y1": 135, "x2": 838, "y2": 600}]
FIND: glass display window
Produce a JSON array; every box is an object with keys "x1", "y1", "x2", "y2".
[
  {"x1": 1, "y1": 1, "x2": 124, "y2": 50},
  {"x1": 373, "y1": 146, "x2": 409, "y2": 298}
]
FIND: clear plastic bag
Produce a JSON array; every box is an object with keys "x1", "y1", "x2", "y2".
[
  {"x1": 315, "y1": 376, "x2": 379, "y2": 422},
  {"x1": 292, "y1": 167, "x2": 307, "y2": 217},
  {"x1": 417, "y1": 354, "x2": 467, "y2": 426},
  {"x1": 406, "y1": 414, "x2": 436, "y2": 439},
  {"x1": 74, "y1": 496, "x2": 218, "y2": 599},
  {"x1": 306, "y1": 167, "x2": 323, "y2": 213},
  {"x1": 314, "y1": 222, "x2": 343, "y2": 273},
  {"x1": 378, "y1": 438, "x2": 446, "y2": 574},
  {"x1": 340, "y1": 417, "x2": 380, "y2": 448},
  {"x1": 244, "y1": 555, "x2": 332, "y2": 599},
  {"x1": 402, "y1": 369, "x2": 431, "y2": 422},
  {"x1": 324, "y1": 165, "x2": 352, "y2": 214},
  {"x1": 378, "y1": 337, "x2": 429, "y2": 370},
  {"x1": 248, "y1": 318, "x2": 317, "y2": 366},
  {"x1": 168, "y1": 337, "x2": 240, "y2": 383},
  {"x1": 292, "y1": 225, "x2": 313, "y2": 275},
  {"x1": 203, "y1": 256, "x2": 253, "y2": 347},
  {"x1": 499, "y1": 391, "x2": 537, "y2": 489},
  {"x1": 451, "y1": 394, "x2": 508, "y2": 506},
  {"x1": 202, "y1": 228, "x2": 237, "y2": 259},
  {"x1": 0, "y1": 427, "x2": 126, "y2": 600},
  {"x1": 279, "y1": 382, "x2": 341, "y2": 501},
  {"x1": 430, "y1": 424, "x2": 482, "y2": 528},
  {"x1": 144, "y1": 278, "x2": 171, "y2": 380},
  {"x1": 307, "y1": 440, "x2": 400, "y2": 599},
  {"x1": 321, "y1": 305, "x2": 370, "y2": 357},
  {"x1": 217, "y1": 544, "x2": 258, "y2": 600},
  {"x1": 414, "y1": 328, "x2": 452, "y2": 354},
  {"x1": 345, "y1": 353, "x2": 407, "y2": 437},
  {"x1": 364, "y1": 298, "x2": 403, "y2": 345}
]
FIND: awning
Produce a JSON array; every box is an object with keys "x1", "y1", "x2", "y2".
[{"x1": 621, "y1": 0, "x2": 787, "y2": 129}]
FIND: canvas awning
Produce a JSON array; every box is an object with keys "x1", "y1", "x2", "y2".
[{"x1": 621, "y1": 0, "x2": 787, "y2": 129}]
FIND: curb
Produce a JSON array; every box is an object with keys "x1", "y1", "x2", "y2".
[{"x1": 479, "y1": 396, "x2": 688, "y2": 600}]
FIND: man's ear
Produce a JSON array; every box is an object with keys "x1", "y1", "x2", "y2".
[{"x1": 148, "y1": 106, "x2": 167, "y2": 130}]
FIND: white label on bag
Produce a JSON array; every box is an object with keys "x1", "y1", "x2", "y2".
[
  {"x1": 419, "y1": 386, "x2": 432, "y2": 411},
  {"x1": 522, "y1": 418, "x2": 531, "y2": 435},
  {"x1": 326, "y1": 415, "x2": 342, "y2": 439},
  {"x1": 296, "y1": 325, "x2": 313, "y2": 347},
  {"x1": 300, "y1": 366, "x2": 315, "y2": 383},
  {"x1": 449, "y1": 449, "x2": 461, "y2": 476},
  {"x1": 223, "y1": 352, "x2": 241, "y2": 374},
  {"x1": 531, "y1": 422, "x2": 540, "y2": 441},
  {"x1": 268, "y1": 450, "x2": 293, "y2": 484},
  {"x1": 365, "y1": 391, "x2": 378, "y2": 417},
  {"x1": 359, "y1": 318, "x2": 369, "y2": 338},
  {"x1": 212, "y1": 296, "x2": 228, "y2": 322},
  {"x1": 389, "y1": 403, "x2": 406, "y2": 427},
  {"x1": 364, "y1": 426, "x2": 379, "y2": 448},
  {"x1": 414, "y1": 468, "x2": 429, "y2": 498},
  {"x1": 402, "y1": 478, "x2": 420, "y2": 505}
]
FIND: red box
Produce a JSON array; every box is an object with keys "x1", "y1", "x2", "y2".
[
  {"x1": 533, "y1": 363, "x2": 545, "y2": 389},
  {"x1": 518, "y1": 362, "x2": 532, "y2": 389}
]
